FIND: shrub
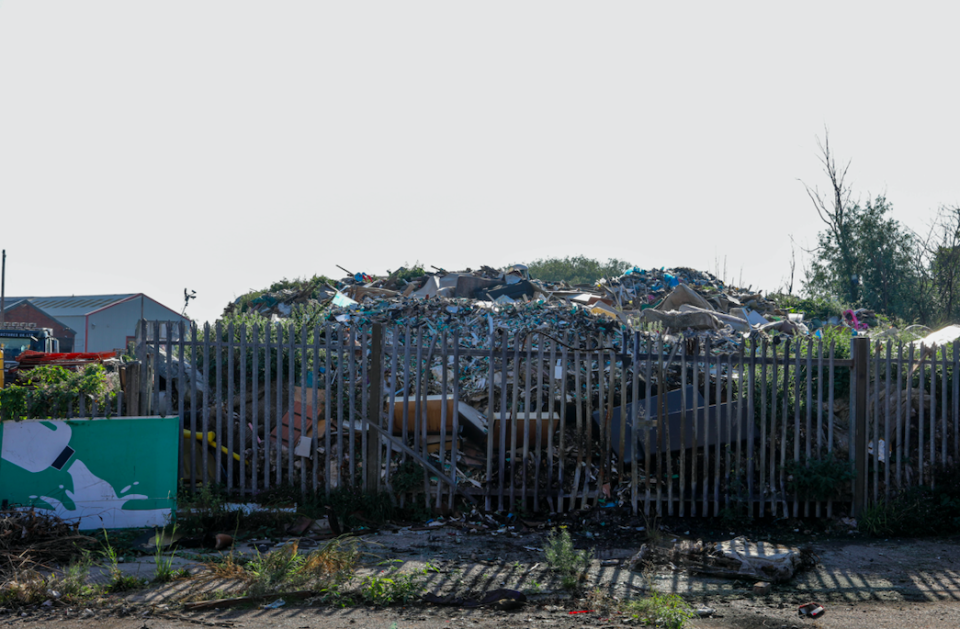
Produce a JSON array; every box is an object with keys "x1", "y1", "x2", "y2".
[
  {"x1": 543, "y1": 528, "x2": 591, "y2": 589},
  {"x1": 622, "y1": 591, "x2": 696, "y2": 629},
  {"x1": 786, "y1": 455, "x2": 856, "y2": 501},
  {"x1": 0, "y1": 364, "x2": 115, "y2": 421},
  {"x1": 859, "y1": 464, "x2": 960, "y2": 537}
]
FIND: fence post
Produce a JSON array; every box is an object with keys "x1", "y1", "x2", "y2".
[
  {"x1": 853, "y1": 337, "x2": 869, "y2": 515},
  {"x1": 365, "y1": 323, "x2": 383, "y2": 494},
  {"x1": 124, "y1": 362, "x2": 140, "y2": 417},
  {"x1": 136, "y1": 319, "x2": 149, "y2": 416}
]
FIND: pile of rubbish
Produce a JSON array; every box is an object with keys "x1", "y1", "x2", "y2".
[
  {"x1": 210, "y1": 263, "x2": 884, "y2": 422},
  {"x1": 10, "y1": 350, "x2": 119, "y2": 379},
  {"x1": 628, "y1": 536, "x2": 815, "y2": 583},
  {"x1": 222, "y1": 264, "x2": 901, "y2": 354},
  {"x1": 0, "y1": 509, "x2": 93, "y2": 576},
  {"x1": 225, "y1": 264, "x2": 828, "y2": 345},
  {"x1": 203, "y1": 263, "x2": 902, "y2": 494}
]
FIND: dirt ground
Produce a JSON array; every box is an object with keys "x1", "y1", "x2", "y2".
[
  {"x1": 4, "y1": 515, "x2": 960, "y2": 629},
  {"x1": 7, "y1": 596, "x2": 960, "y2": 629}
]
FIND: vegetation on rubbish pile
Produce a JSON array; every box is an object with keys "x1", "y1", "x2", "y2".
[
  {"x1": 7, "y1": 525, "x2": 369, "y2": 608},
  {"x1": 191, "y1": 308, "x2": 328, "y2": 389},
  {"x1": 766, "y1": 293, "x2": 847, "y2": 329},
  {"x1": 0, "y1": 364, "x2": 115, "y2": 421},
  {"x1": 859, "y1": 464, "x2": 960, "y2": 537},
  {"x1": 523, "y1": 256, "x2": 635, "y2": 286},
  {"x1": 388, "y1": 263, "x2": 426, "y2": 285},
  {"x1": 231, "y1": 275, "x2": 334, "y2": 316},
  {"x1": 244, "y1": 538, "x2": 359, "y2": 597},
  {"x1": 0, "y1": 525, "x2": 166, "y2": 608},
  {"x1": 585, "y1": 587, "x2": 696, "y2": 629}
]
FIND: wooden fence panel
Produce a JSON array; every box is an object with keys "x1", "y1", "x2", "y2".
[{"x1": 125, "y1": 320, "x2": 958, "y2": 517}]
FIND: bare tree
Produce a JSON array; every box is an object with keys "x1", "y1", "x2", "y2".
[
  {"x1": 800, "y1": 130, "x2": 860, "y2": 303},
  {"x1": 915, "y1": 205, "x2": 960, "y2": 325},
  {"x1": 787, "y1": 235, "x2": 797, "y2": 295}
]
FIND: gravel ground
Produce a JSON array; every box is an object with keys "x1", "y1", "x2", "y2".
[{"x1": 4, "y1": 520, "x2": 959, "y2": 628}]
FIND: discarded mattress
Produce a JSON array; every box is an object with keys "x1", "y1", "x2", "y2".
[{"x1": 591, "y1": 386, "x2": 754, "y2": 463}]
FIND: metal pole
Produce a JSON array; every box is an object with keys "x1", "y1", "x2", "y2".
[
  {"x1": 364, "y1": 323, "x2": 383, "y2": 494},
  {"x1": 853, "y1": 337, "x2": 869, "y2": 516}
]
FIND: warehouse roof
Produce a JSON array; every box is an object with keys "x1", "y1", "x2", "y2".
[{"x1": 3, "y1": 294, "x2": 138, "y2": 318}]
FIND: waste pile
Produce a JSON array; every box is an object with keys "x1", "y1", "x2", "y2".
[
  {"x1": 0, "y1": 509, "x2": 93, "y2": 576},
  {"x1": 210, "y1": 263, "x2": 850, "y2": 451},
  {"x1": 205, "y1": 263, "x2": 893, "y2": 501},
  {"x1": 225, "y1": 263, "x2": 874, "y2": 346},
  {"x1": 9, "y1": 350, "x2": 119, "y2": 380},
  {"x1": 224, "y1": 262, "x2": 889, "y2": 344},
  {"x1": 628, "y1": 536, "x2": 815, "y2": 583}
]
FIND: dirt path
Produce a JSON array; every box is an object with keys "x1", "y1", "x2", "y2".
[
  {"x1": 7, "y1": 598, "x2": 960, "y2": 629},
  {"x1": 6, "y1": 524, "x2": 960, "y2": 629}
]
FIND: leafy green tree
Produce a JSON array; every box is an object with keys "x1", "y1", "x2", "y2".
[
  {"x1": 524, "y1": 256, "x2": 634, "y2": 285},
  {"x1": 805, "y1": 196, "x2": 920, "y2": 322},
  {"x1": 802, "y1": 134, "x2": 922, "y2": 322}
]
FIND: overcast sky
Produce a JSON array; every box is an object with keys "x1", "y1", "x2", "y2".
[{"x1": 1, "y1": 1, "x2": 957, "y2": 326}]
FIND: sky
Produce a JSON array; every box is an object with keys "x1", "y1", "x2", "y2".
[{"x1": 1, "y1": 2, "x2": 958, "y2": 327}]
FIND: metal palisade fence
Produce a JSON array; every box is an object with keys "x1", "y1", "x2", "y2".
[{"x1": 132, "y1": 320, "x2": 960, "y2": 517}]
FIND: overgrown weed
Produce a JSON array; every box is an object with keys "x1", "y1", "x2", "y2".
[
  {"x1": 860, "y1": 464, "x2": 960, "y2": 536},
  {"x1": 152, "y1": 525, "x2": 189, "y2": 583},
  {"x1": 0, "y1": 551, "x2": 102, "y2": 608},
  {"x1": 785, "y1": 455, "x2": 856, "y2": 501},
  {"x1": 621, "y1": 591, "x2": 695, "y2": 629},
  {"x1": 543, "y1": 527, "x2": 591, "y2": 590},
  {"x1": 201, "y1": 536, "x2": 361, "y2": 598},
  {"x1": 100, "y1": 530, "x2": 146, "y2": 593},
  {"x1": 355, "y1": 567, "x2": 425, "y2": 606}
]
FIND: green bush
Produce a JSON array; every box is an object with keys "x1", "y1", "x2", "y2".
[
  {"x1": 356, "y1": 567, "x2": 427, "y2": 606},
  {"x1": 390, "y1": 264, "x2": 426, "y2": 285},
  {"x1": 544, "y1": 528, "x2": 592, "y2": 589},
  {"x1": 232, "y1": 275, "x2": 334, "y2": 316},
  {"x1": 0, "y1": 365, "x2": 115, "y2": 421},
  {"x1": 192, "y1": 306, "x2": 330, "y2": 391},
  {"x1": 769, "y1": 293, "x2": 848, "y2": 328},
  {"x1": 785, "y1": 455, "x2": 855, "y2": 500},
  {"x1": 622, "y1": 591, "x2": 696, "y2": 629},
  {"x1": 860, "y1": 465, "x2": 960, "y2": 537},
  {"x1": 524, "y1": 256, "x2": 634, "y2": 286}
]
